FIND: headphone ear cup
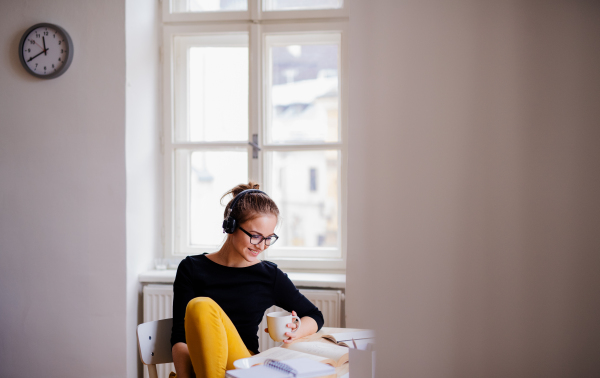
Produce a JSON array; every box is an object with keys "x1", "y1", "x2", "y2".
[
  {"x1": 223, "y1": 217, "x2": 237, "y2": 234},
  {"x1": 228, "y1": 218, "x2": 237, "y2": 234}
]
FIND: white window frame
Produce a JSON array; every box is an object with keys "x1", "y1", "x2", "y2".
[
  {"x1": 162, "y1": 0, "x2": 349, "y2": 23},
  {"x1": 161, "y1": 1, "x2": 348, "y2": 272}
]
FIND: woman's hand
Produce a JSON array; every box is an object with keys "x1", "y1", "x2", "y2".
[
  {"x1": 282, "y1": 310, "x2": 301, "y2": 343},
  {"x1": 264, "y1": 311, "x2": 317, "y2": 344}
]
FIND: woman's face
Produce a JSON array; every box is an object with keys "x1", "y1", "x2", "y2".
[{"x1": 231, "y1": 213, "x2": 278, "y2": 263}]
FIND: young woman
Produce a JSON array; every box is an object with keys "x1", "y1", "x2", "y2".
[{"x1": 170, "y1": 182, "x2": 324, "y2": 378}]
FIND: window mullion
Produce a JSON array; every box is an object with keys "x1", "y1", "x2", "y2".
[
  {"x1": 249, "y1": 22, "x2": 261, "y2": 184},
  {"x1": 171, "y1": 142, "x2": 249, "y2": 149},
  {"x1": 249, "y1": 0, "x2": 260, "y2": 21},
  {"x1": 262, "y1": 143, "x2": 343, "y2": 152}
]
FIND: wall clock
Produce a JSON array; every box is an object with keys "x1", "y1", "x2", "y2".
[{"x1": 18, "y1": 23, "x2": 73, "y2": 79}]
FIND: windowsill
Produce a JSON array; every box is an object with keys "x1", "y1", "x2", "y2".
[{"x1": 138, "y1": 269, "x2": 346, "y2": 289}]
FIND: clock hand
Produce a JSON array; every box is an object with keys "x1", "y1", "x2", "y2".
[
  {"x1": 27, "y1": 48, "x2": 49, "y2": 62},
  {"x1": 43, "y1": 36, "x2": 47, "y2": 56}
]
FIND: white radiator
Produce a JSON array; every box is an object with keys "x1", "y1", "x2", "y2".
[{"x1": 142, "y1": 285, "x2": 343, "y2": 378}]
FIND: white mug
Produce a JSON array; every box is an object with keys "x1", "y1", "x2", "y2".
[{"x1": 266, "y1": 311, "x2": 301, "y2": 342}]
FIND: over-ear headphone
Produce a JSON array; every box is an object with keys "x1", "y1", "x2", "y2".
[{"x1": 222, "y1": 189, "x2": 268, "y2": 234}]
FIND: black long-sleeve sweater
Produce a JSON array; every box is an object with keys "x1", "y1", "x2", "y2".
[{"x1": 170, "y1": 253, "x2": 324, "y2": 354}]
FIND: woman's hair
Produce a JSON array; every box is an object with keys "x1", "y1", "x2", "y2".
[{"x1": 221, "y1": 182, "x2": 279, "y2": 225}]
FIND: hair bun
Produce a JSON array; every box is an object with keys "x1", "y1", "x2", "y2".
[{"x1": 224, "y1": 182, "x2": 261, "y2": 202}]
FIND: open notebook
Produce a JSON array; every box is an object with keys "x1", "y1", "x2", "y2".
[
  {"x1": 321, "y1": 330, "x2": 375, "y2": 348},
  {"x1": 225, "y1": 358, "x2": 335, "y2": 378}
]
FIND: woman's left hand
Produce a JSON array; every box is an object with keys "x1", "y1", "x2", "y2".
[
  {"x1": 282, "y1": 310, "x2": 301, "y2": 343},
  {"x1": 263, "y1": 310, "x2": 303, "y2": 344}
]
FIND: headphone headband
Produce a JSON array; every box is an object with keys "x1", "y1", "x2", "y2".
[{"x1": 222, "y1": 189, "x2": 268, "y2": 234}]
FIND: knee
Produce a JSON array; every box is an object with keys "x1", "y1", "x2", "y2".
[{"x1": 186, "y1": 297, "x2": 218, "y2": 320}]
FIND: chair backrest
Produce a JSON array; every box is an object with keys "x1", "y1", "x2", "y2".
[{"x1": 137, "y1": 318, "x2": 174, "y2": 366}]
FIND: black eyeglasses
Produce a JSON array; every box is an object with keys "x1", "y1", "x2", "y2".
[{"x1": 238, "y1": 226, "x2": 279, "y2": 246}]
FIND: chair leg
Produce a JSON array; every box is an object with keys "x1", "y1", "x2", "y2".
[{"x1": 148, "y1": 364, "x2": 159, "y2": 378}]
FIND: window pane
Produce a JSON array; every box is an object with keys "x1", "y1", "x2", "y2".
[
  {"x1": 264, "y1": 0, "x2": 342, "y2": 11},
  {"x1": 172, "y1": 0, "x2": 247, "y2": 13},
  {"x1": 174, "y1": 34, "x2": 249, "y2": 142},
  {"x1": 267, "y1": 37, "x2": 340, "y2": 144},
  {"x1": 189, "y1": 47, "x2": 248, "y2": 141},
  {"x1": 267, "y1": 150, "x2": 339, "y2": 250},
  {"x1": 189, "y1": 150, "x2": 248, "y2": 246}
]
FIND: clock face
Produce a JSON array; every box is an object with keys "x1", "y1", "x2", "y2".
[{"x1": 19, "y1": 23, "x2": 73, "y2": 79}]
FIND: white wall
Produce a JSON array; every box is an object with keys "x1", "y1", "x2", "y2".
[
  {"x1": 0, "y1": 0, "x2": 127, "y2": 376},
  {"x1": 125, "y1": 0, "x2": 162, "y2": 377},
  {"x1": 346, "y1": 1, "x2": 600, "y2": 376}
]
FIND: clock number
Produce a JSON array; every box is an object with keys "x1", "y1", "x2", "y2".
[
  {"x1": 30, "y1": 40, "x2": 35, "y2": 45},
  {"x1": 53, "y1": 34, "x2": 56, "y2": 38},
  {"x1": 44, "y1": 66, "x2": 46, "y2": 70},
  {"x1": 35, "y1": 63, "x2": 38, "y2": 67},
  {"x1": 52, "y1": 64, "x2": 55, "y2": 68},
  {"x1": 58, "y1": 57, "x2": 61, "y2": 62},
  {"x1": 28, "y1": 48, "x2": 31, "y2": 53},
  {"x1": 44, "y1": 31, "x2": 49, "y2": 36},
  {"x1": 58, "y1": 41, "x2": 61, "y2": 45}
]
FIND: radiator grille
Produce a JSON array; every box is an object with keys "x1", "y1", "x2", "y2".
[{"x1": 142, "y1": 285, "x2": 343, "y2": 378}]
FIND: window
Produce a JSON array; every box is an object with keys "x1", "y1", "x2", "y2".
[{"x1": 162, "y1": 0, "x2": 348, "y2": 271}]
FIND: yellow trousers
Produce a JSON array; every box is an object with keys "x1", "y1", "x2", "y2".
[{"x1": 184, "y1": 297, "x2": 252, "y2": 378}]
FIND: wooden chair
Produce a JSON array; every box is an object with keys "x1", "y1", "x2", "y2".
[{"x1": 137, "y1": 318, "x2": 174, "y2": 378}]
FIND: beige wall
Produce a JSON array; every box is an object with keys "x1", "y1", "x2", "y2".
[
  {"x1": 346, "y1": 1, "x2": 600, "y2": 377},
  {"x1": 0, "y1": 0, "x2": 127, "y2": 376}
]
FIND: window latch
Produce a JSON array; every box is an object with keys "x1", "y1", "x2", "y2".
[{"x1": 248, "y1": 134, "x2": 261, "y2": 159}]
